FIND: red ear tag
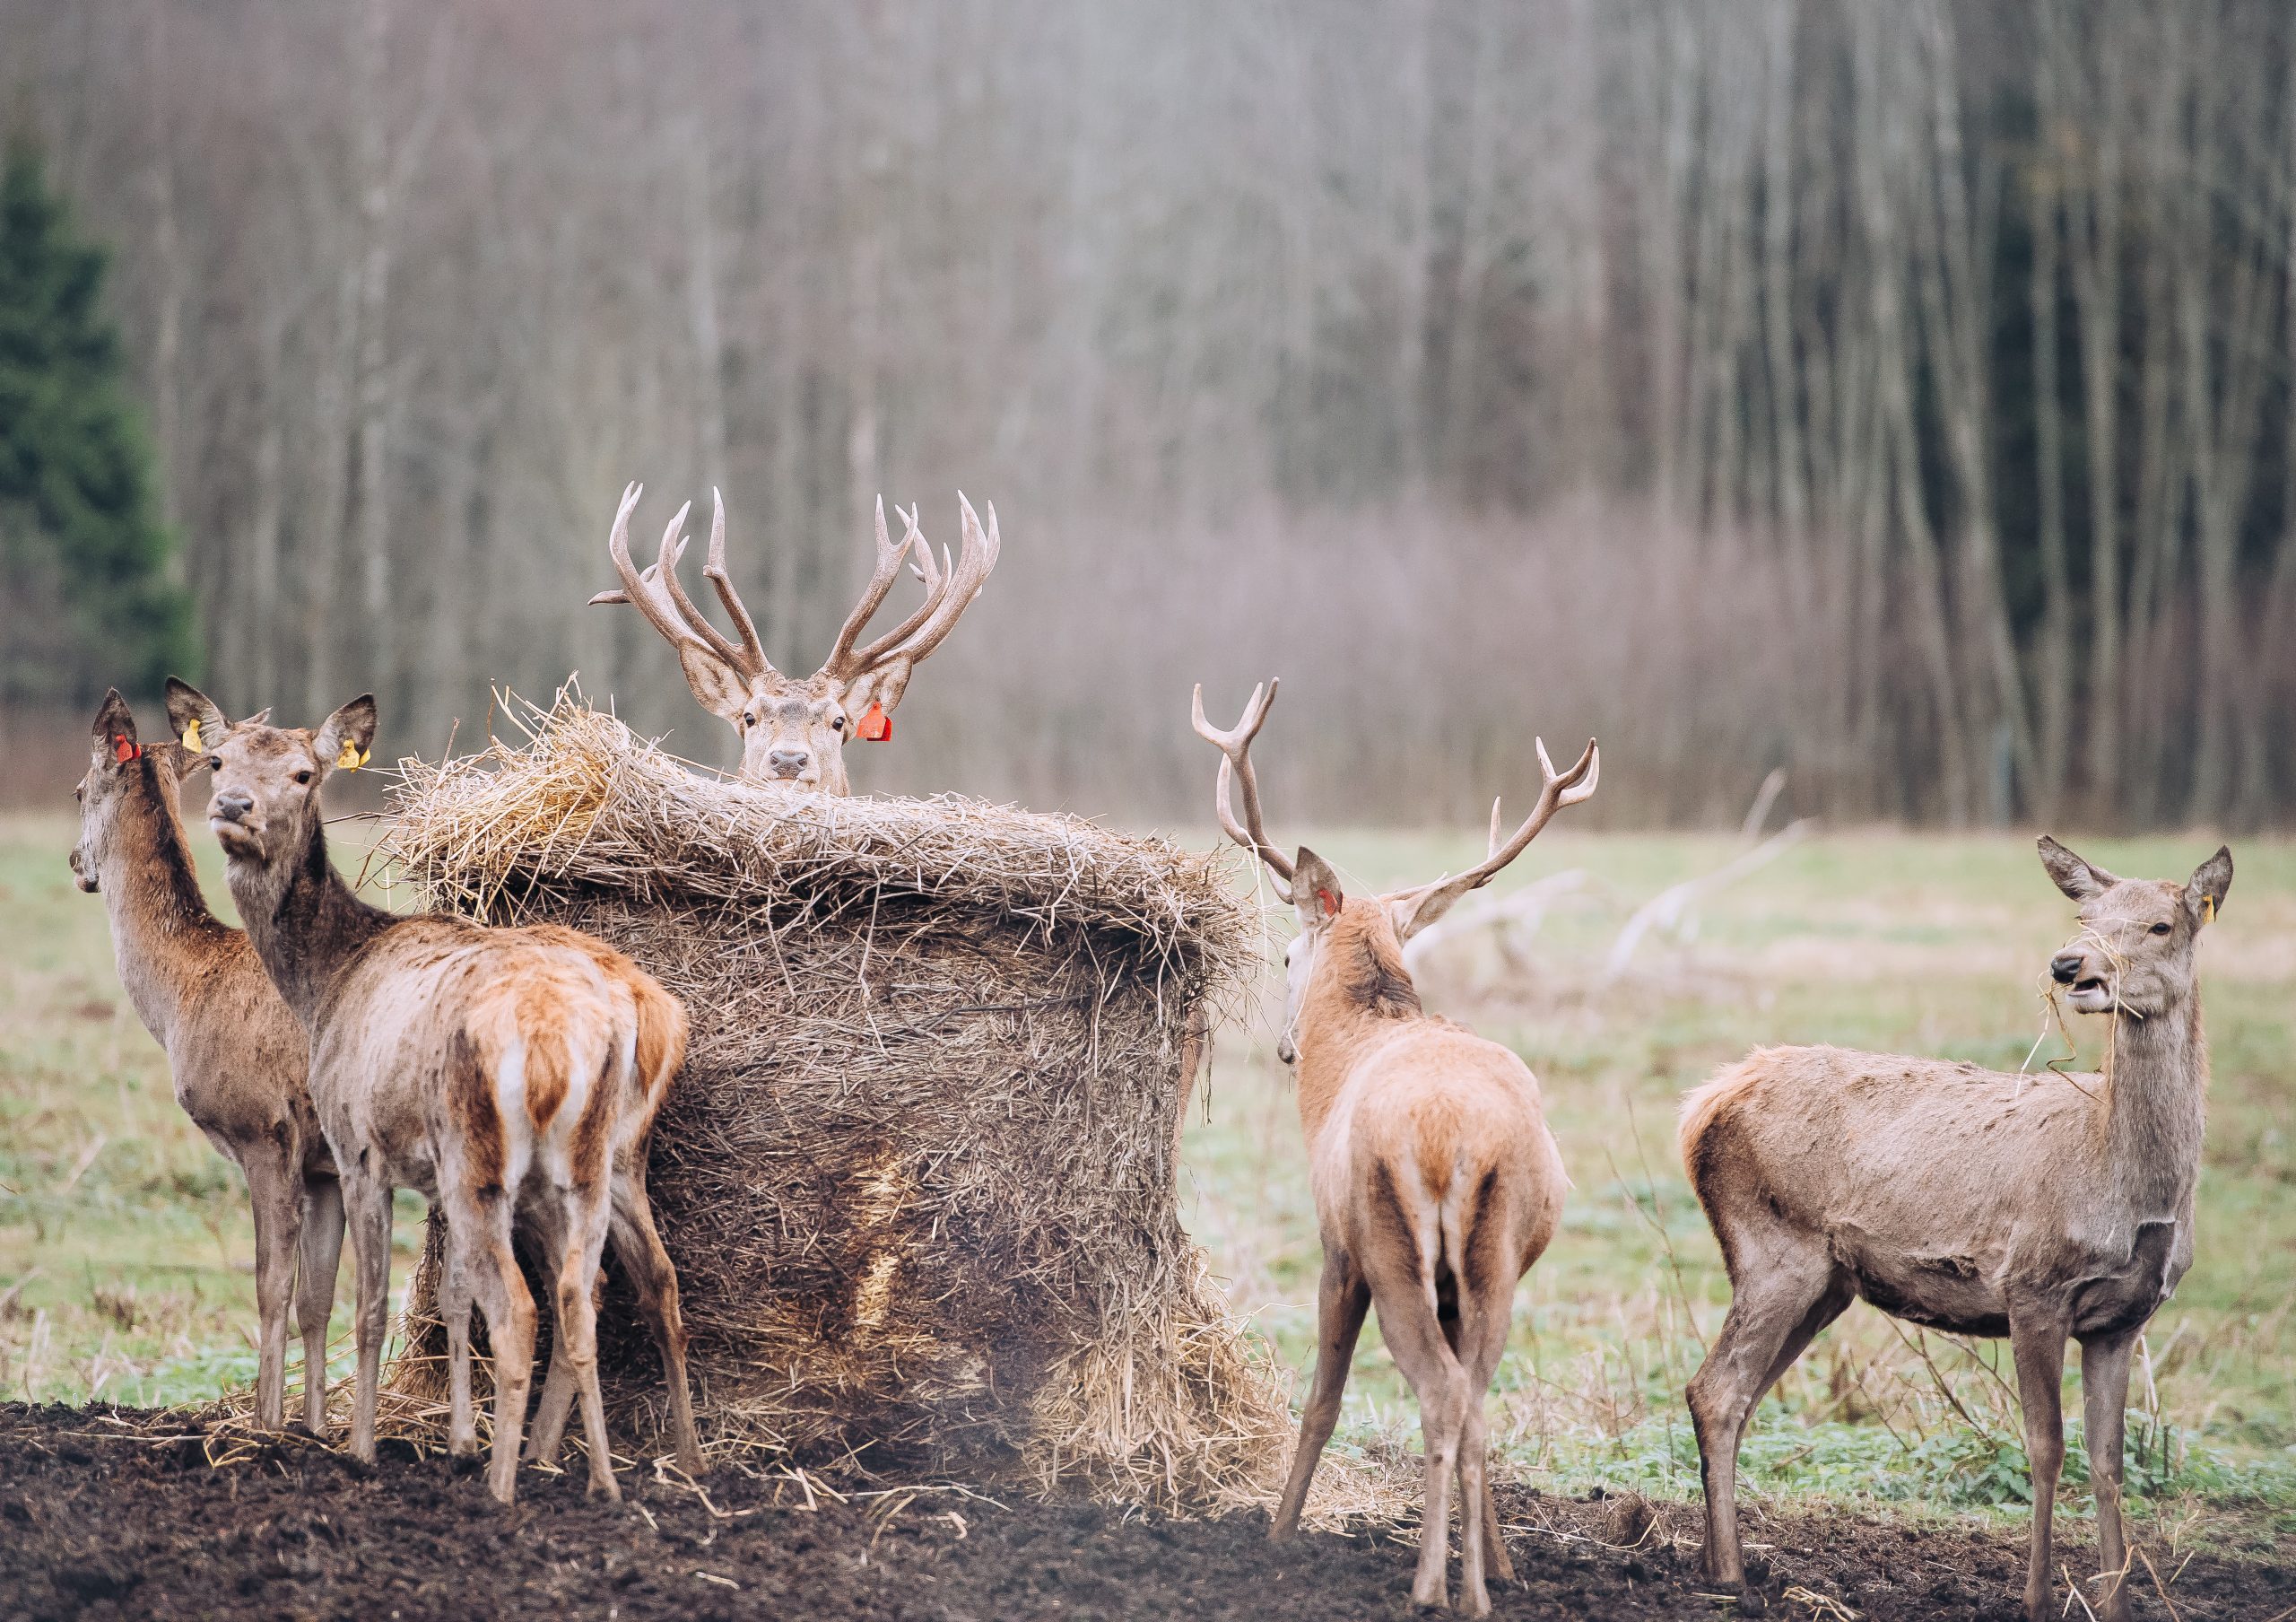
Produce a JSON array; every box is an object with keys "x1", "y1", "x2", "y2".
[
  {"x1": 113, "y1": 736, "x2": 140, "y2": 763},
  {"x1": 856, "y1": 700, "x2": 891, "y2": 742},
  {"x1": 1318, "y1": 887, "x2": 1339, "y2": 917}
]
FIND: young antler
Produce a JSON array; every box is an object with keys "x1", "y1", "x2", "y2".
[
  {"x1": 1190, "y1": 679, "x2": 1295, "y2": 903},
  {"x1": 1387, "y1": 735, "x2": 1599, "y2": 941}
]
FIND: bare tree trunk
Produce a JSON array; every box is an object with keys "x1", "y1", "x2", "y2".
[{"x1": 2025, "y1": 48, "x2": 2072, "y2": 823}]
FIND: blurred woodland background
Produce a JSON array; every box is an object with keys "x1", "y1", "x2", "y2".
[{"x1": 4, "y1": 0, "x2": 2296, "y2": 826}]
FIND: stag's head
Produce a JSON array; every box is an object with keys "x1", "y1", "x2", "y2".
[
  {"x1": 1191, "y1": 679, "x2": 1596, "y2": 1063},
  {"x1": 2039, "y1": 836, "x2": 2231, "y2": 1019},
  {"x1": 593, "y1": 484, "x2": 998, "y2": 795},
  {"x1": 177, "y1": 680, "x2": 376, "y2": 883}
]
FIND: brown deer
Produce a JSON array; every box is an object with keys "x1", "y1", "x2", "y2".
[
  {"x1": 69, "y1": 690, "x2": 343, "y2": 1435},
  {"x1": 175, "y1": 681, "x2": 700, "y2": 1504},
  {"x1": 1679, "y1": 836, "x2": 2231, "y2": 1622},
  {"x1": 592, "y1": 482, "x2": 998, "y2": 792},
  {"x1": 1193, "y1": 679, "x2": 1595, "y2": 1617}
]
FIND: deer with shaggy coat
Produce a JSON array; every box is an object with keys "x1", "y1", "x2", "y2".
[
  {"x1": 1194, "y1": 679, "x2": 1594, "y2": 1616},
  {"x1": 1680, "y1": 836, "x2": 2230, "y2": 1622},
  {"x1": 177, "y1": 682, "x2": 700, "y2": 1503},
  {"x1": 70, "y1": 690, "x2": 343, "y2": 1434}
]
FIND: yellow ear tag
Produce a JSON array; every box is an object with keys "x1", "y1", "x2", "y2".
[
  {"x1": 2201, "y1": 894, "x2": 2216, "y2": 924},
  {"x1": 181, "y1": 719, "x2": 203, "y2": 753},
  {"x1": 336, "y1": 740, "x2": 370, "y2": 772}
]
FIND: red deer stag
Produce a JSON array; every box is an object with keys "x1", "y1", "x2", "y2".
[
  {"x1": 70, "y1": 691, "x2": 342, "y2": 1435},
  {"x1": 1680, "y1": 836, "x2": 2231, "y2": 1622},
  {"x1": 1193, "y1": 679, "x2": 1595, "y2": 1616},
  {"x1": 593, "y1": 482, "x2": 998, "y2": 792},
  {"x1": 177, "y1": 682, "x2": 701, "y2": 1504}
]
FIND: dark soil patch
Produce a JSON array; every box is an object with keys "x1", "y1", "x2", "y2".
[{"x1": 0, "y1": 1405, "x2": 2286, "y2": 1620}]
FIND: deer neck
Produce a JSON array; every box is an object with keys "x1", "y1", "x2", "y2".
[
  {"x1": 1291, "y1": 912, "x2": 1425, "y2": 1145},
  {"x1": 2095, "y1": 990, "x2": 2207, "y2": 1219},
  {"x1": 230, "y1": 816, "x2": 396, "y2": 1026},
  {"x1": 96, "y1": 759, "x2": 231, "y2": 1042}
]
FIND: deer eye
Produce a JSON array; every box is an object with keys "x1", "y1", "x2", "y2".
[
  {"x1": 294, "y1": 770, "x2": 312, "y2": 786},
  {"x1": 831, "y1": 715, "x2": 846, "y2": 731},
  {"x1": 2150, "y1": 921, "x2": 2171, "y2": 935}
]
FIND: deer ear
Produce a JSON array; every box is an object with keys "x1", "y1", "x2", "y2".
[
  {"x1": 676, "y1": 646, "x2": 751, "y2": 724},
  {"x1": 91, "y1": 689, "x2": 138, "y2": 768},
  {"x1": 315, "y1": 694, "x2": 378, "y2": 777},
  {"x1": 2185, "y1": 846, "x2": 2231, "y2": 927},
  {"x1": 163, "y1": 677, "x2": 230, "y2": 751},
  {"x1": 2037, "y1": 835, "x2": 2118, "y2": 903},
  {"x1": 1293, "y1": 848, "x2": 1343, "y2": 929}
]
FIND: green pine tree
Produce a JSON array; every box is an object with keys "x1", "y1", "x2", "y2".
[{"x1": 0, "y1": 135, "x2": 198, "y2": 702}]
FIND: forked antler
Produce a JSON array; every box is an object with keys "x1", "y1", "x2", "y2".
[
  {"x1": 589, "y1": 483, "x2": 777, "y2": 680},
  {"x1": 1190, "y1": 679, "x2": 1295, "y2": 903},
  {"x1": 822, "y1": 493, "x2": 1000, "y2": 709},
  {"x1": 1388, "y1": 735, "x2": 1599, "y2": 940}
]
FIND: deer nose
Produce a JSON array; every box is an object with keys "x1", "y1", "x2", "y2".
[
  {"x1": 767, "y1": 748, "x2": 809, "y2": 778},
  {"x1": 2050, "y1": 953, "x2": 2084, "y2": 984},
  {"x1": 213, "y1": 789, "x2": 255, "y2": 824}
]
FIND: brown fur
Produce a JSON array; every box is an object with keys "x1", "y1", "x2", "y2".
[
  {"x1": 1678, "y1": 838, "x2": 2230, "y2": 1622},
  {"x1": 72, "y1": 693, "x2": 343, "y2": 1435},
  {"x1": 187, "y1": 684, "x2": 701, "y2": 1504}
]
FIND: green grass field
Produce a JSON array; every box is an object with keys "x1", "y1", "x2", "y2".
[{"x1": 4, "y1": 811, "x2": 2292, "y2": 1539}]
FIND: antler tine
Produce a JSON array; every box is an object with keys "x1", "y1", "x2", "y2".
[
  {"x1": 822, "y1": 495, "x2": 920, "y2": 677},
  {"x1": 591, "y1": 487, "x2": 709, "y2": 655},
  {"x1": 847, "y1": 504, "x2": 946, "y2": 664},
  {"x1": 831, "y1": 493, "x2": 1002, "y2": 695},
  {"x1": 1389, "y1": 735, "x2": 1599, "y2": 940},
  {"x1": 653, "y1": 499, "x2": 768, "y2": 678},
  {"x1": 700, "y1": 487, "x2": 774, "y2": 678},
  {"x1": 1189, "y1": 679, "x2": 1296, "y2": 897}
]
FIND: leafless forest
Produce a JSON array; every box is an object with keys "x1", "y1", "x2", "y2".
[{"x1": 6, "y1": 0, "x2": 2294, "y2": 825}]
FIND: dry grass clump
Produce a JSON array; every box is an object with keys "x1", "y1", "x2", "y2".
[{"x1": 376, "y1": 692, "x2": 1287, "y2": 1511}]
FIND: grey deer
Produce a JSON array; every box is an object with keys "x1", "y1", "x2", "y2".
[{"x1": 1679, "y1": 836, "x2": 2230, "y2": 1622}]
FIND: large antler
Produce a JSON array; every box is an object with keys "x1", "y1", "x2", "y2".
[
  {"x1": 820, "y1": 493, "x2": 999, "y2": 711},
  {"x1": 589, "y1": 483, "x2": 775, "y2": 681},
  {"x1": 1190, "y1": 679, "x2": 1295, "y2": 903},
  {"x1": 1387, "y1": 734, "x2": 1599, "y2": 941}
]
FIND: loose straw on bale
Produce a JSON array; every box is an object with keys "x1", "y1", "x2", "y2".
[{"x1": 374, "y1": 691, "x2": 1289, "y2": 1510}]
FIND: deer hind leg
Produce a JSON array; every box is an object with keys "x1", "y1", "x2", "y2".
[
  {"x1": 240, "y1": 1146, "x2": 300, "y2": 1432},
  {"x1": 1271, "y1": 1251, "x2": 1370, "y2": 1540},
  {"x1": 441, "y1": 1226, "x2": 480, "y2": 1461},
  {"x1": 457, "y1": 1193, "x2": 536, "y2": 1506},
  {"x1": 340, "y1": 1167, "x2": 396, "y2": 1466},
  {"x1": 1379, "y1": 1272, "x2": 1474, "y2": 1612},
  {"x1": 293, "y1": 1174, "x2": 344, "y2": 1435},
  {"x1": 2080, "y1": 1329, "x2": 2139, "y2": 1622},
  {"x1": 542, "y1": 1184, "x2": 621, "y2": 1502},
  {"x1": 610, "y1": 1164, "x2": 703, "y2": 1474},
  {"x1": 2009, "y1": 1312, "x2": 2072, "y2": 1622},
  {"x1": 1687, "y1": 1235, "x2": 1849, "y2": 1594}
]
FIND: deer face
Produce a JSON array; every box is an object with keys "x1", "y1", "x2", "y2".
[
  {"x1": 71, "y1": 690, "x2": 159, "y2": 894},
  {"x1": 1277, "y1": 850, "x2": 1348, "y2": 1065},
  {"x1": 2039, "y1": 836, "x2": 2232, "y2": 1017},
  {"x1": 702, "y1": 671, "x2": 857, "y2": 793},
  {"x1": 184, "y1": 684, "x2": 376, "y2": 877}
]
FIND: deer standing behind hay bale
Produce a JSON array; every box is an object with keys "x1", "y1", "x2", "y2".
[
  {"x1": 69, "y1": 691, "x2": 341, "y2": 1436},
  {"x1": 591, "y1": 482, "x2": 996, "y2": 792},
  {"x1": 383, "y1": 695, "x2": 1285, "y2": 1508},
  {"x1": 178, "y1": 683, "x2": 700, "y2": 1504},
  {"x1": 1679, "y1": 837, "x2": 2231, "y2": 1622},
  {"x1": 1193, "y1": 679, "x2": 1596, "y2": 1617}
]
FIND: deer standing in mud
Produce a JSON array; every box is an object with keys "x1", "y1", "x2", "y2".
[
  {"x1": 1680, "y1": 837, "x2": 2231, "y2": 1622},
  {"x1": 175, "y1": 681, "x2": 701, "y2": 1504},
  {"x1": 1194, "y1": 679, "x2": 1594, "y2": 1617},
  {"x1": 593, "y1": 482, "x2": 998, "y2": 792},
  {"x1": 69, "y1": 691, "x2": 343, "y2": 1434}
]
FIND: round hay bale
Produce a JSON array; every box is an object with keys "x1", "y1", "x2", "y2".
[{"x1": 378, "y1": 694, "x2": 1288, "y2": 1510}]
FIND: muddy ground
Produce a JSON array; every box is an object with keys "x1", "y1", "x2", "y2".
[{"x1": 1, "y1": 1406, "x2": 2287, "y2": 1621}]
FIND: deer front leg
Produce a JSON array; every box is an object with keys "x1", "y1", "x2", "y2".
[
  {"x1": 2080, "y1": 1330, "x2": 2140, "y2": 1622},
  {"x1": 240, "y1": 1147, "x2": 300, "y2": 1431},
  {"x1": 340, "y1": 1169, "x2": 396, "y2": 1466},
  {"x1": 2009, "y1": 1312, "x2": 2072, "y2": 1622},
  {"x1": 1271, "y1": 1253, "x2": 1370, "y2": 1540},
  {"x1": 293, "y1": 1175, "x2": 344, "y2": 1435}
]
